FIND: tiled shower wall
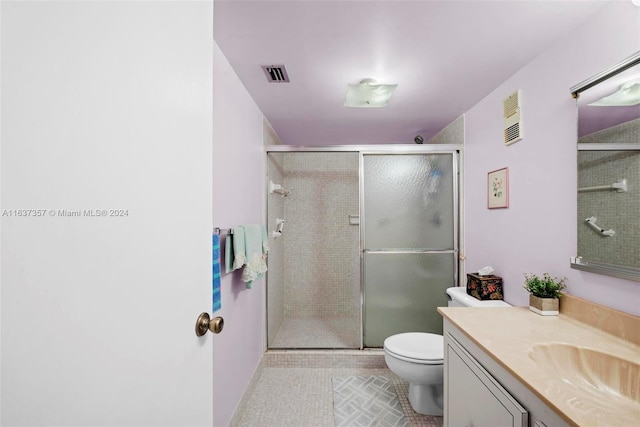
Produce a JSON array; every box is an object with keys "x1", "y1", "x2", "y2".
[
  {"x1": 282, "y1": 153, "x2": 360, "y2": 317},
  {"x1": 427, "y1": 115, "x2": 464, "y2": 145},
  {"x1": 578, "y1": 118, "x2": 640, "y2": 268},
  {"x1": 266, "y1": 152, "x2": 360, "y2": 347}
]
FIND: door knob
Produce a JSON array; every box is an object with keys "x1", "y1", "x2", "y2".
[{"x1": 195, "y1": 312, "x2": 224, "y2": 336}]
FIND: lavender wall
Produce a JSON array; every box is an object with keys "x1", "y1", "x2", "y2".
[
  {"x1": 464, "y1": 2, "x2": 640, "y2": 315},
  {"x1": 212, "y1": 42, "x2": 266, "y2": 426}
]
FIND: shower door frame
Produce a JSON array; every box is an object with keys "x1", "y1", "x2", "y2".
[{"x1": 265, "y1": 144, "x2": 463, "y2": 350}]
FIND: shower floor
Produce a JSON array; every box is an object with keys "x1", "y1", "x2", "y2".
[{"x1": 269, "y1": 315, "x2": 361, "y2": 349}]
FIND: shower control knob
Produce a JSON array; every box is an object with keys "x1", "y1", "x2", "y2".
[{"x1": 195, "y1": 312, "x2": 224, "y2": 336}]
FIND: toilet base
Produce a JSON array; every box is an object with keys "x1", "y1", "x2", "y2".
[{"x1": 408, "y1": 382, "x2": 443, "y2": 416}]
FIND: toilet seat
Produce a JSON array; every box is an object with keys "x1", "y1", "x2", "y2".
[{"x1": 384, "y1": 332, "x2": 443, "y2": 365}]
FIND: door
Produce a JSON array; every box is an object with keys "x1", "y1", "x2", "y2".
[
  {"x1": 362, "y1": 153, "x2": 458, "y2": 347},
  {"x1": 1, "y1": 2, "x2": 214, "y2": 425}
]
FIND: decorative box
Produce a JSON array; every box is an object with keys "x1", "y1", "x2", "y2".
[{"x1": 466, "y1": 273, "x2": 504, "y2": 301}]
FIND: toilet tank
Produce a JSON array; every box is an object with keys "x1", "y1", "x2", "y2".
[{"x1": 446, "y1": 287, "x2": 511, "y2": 307}]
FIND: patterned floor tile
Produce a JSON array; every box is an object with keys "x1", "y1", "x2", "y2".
[{"x1": 333, "y1": 376, "x2": 408, "y2": 427}]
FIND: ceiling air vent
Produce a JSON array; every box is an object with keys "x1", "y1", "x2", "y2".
[
  {"x1": 262, "y1": 65, "x2": 290, "y2": 83},
  {"x1": 503, "y1": 90, "x2": 523, "y2": 146}
]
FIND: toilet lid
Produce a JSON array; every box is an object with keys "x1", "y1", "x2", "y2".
[{"x1": 384, "y1": 332, "x2": 443, "y2": 361}]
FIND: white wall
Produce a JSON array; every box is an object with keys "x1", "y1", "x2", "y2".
[
  {"x1": 212, "y1": 42, "x2": 266, "y2": 427},
  {"x1": 1, "y1": 1, "x2": 214, "y2": 425},
  {"x1": 464, "y1": 1, "x2": 640, "y2": 315}
]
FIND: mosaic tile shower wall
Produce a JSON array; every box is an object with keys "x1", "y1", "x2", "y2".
[
  {"x1": 578, "y1": 118, "x2": 640, "y2": 268},
  {"x1": 267, "y1": 152, "x2": 360, "y2": 348},
  {"x1": 427, "y1": 115, "x2": 464, "y2": 145}
]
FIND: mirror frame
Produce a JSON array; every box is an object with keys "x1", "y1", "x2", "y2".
[{"x1": 570, "y1": 51, "x2": 640, "y2": 282}]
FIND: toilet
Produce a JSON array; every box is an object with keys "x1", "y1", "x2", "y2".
[{"x1": 383, "y1": 286, "x2": 511, "y2": 416}]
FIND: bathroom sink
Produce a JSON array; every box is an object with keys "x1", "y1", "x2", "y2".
[{"x1": 529, "y1": 343, "x2": 640, "y2": 410}]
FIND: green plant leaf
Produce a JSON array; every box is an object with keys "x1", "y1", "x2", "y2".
[{"x1": 523, "y1": 273, "x2": 567, "y2": 298}]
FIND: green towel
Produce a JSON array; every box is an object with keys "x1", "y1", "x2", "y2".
[
  {"x1": 233, "y1": 226, "x2": 247, "y2": 271},
  {"x1": 224, "y1": 231, "x2": 232, "y2": 274},
  {"x1": 240, "y1": 224, "x2": 269, "y2": 288},
  {"x1": 225, "y1": 226, "x2": 245, "y2": 273},
  {"x1": 224, "y1": 225, "x2": 269, "y2": 288}
]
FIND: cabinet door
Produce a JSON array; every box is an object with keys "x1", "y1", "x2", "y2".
[{"x1": 446, "y1": 337, "x2": 528, "y2": 427}]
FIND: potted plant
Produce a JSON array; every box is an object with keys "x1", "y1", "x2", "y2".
[{"x1": 523, "y1": 273, "x2": 567, "y2": 316}]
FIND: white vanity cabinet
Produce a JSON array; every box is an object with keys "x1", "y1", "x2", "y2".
[
  {"x1": 446, "y1": 333, "x2": 527, "y2": 426},
  {"x1": 443, "y1": 320, "x2": 569, "y2": 427}
]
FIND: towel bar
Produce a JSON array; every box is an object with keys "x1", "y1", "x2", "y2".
[
  {"x1": 578, "y1": 179, "x2": 627, "y2": 193},
  {"x1": 214, "y1": 227, "x2": 234, "y2": 235},
  {"x1": 585, "y1": 217, "x2": 615, "y2": 237}
]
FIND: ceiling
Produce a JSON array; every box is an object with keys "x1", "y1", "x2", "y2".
[{"x1": 214, "y1": 1, "x2": 609, "y2": 146}]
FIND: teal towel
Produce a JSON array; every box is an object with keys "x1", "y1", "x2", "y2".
[{"x1": 212, "y1": 234, "x2": 221, "y2": 312}]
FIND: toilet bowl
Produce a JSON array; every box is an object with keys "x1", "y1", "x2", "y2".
[
  {"x1": 383, "y1": 286, "x2": 511, "y2": 415},
  {"x1": 383, "y1": 332, "x2": 444, "y2": 416}
]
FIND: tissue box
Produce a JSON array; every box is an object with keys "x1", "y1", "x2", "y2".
[{"x1": 466, "y1": 273, "x2": 503, "y2": 301}]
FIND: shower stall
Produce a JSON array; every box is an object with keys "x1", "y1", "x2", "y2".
[{"x1": 266, "y1": 146, "x2": 460, "y2": 349}]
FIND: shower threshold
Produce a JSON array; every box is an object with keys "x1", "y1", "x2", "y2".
[
  {"x1": 268, "y1": 315, "x2": 361, "y2": 349},
  {"x1": 263, "y1": 348, "x2": 385, "y2": 369}
]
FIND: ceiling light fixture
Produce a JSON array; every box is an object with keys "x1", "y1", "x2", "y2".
[
  {"x1": 344, "y1": 78, "x2": 398, "y2": 108},
  {"x1": 588, "y1": 78, "x2": 640, "y2": 106}
]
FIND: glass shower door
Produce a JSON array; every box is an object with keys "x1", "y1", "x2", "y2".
[{"x1": 362, "y1": 153, "x2": 458, "y2": 347}]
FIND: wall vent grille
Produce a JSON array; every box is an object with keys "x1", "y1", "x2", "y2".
[
  {"x1": 262, "y1": 65, "x2": 290, "y2": 83},
  {"x1": 503, "y1": 90, "x2": 523, "y2": 145}
]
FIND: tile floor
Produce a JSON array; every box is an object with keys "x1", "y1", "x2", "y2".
[{"x1": 231, "y1": 351, "x2": 443, "y2": 427}]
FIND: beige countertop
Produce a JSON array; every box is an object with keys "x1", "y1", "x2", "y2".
[{"x1": 438, "y1": 305, "x2": 640, "y2": 427}]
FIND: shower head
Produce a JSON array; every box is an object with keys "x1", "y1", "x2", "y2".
[{"x1": 414, "y1": 135, "x2": 424, "y2": 144}]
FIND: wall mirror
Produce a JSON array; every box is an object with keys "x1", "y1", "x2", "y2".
[{"x1": 570, "y1": 51, "x2": 640, "y2": 281}]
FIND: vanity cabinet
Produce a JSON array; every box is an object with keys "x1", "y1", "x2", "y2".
[
  {"x1": 446, "y1": 333, "x2": 527, "y2": 426},
  {"x1": 443, "y1": 320, "x2": 569, "y2": 427}
]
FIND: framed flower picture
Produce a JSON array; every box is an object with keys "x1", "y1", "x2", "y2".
[{"x1": 488, "y1": 167, "x2": 509, "y2": 209}]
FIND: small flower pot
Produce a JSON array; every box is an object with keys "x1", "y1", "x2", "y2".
[{"x1": 529, "y1": 295, "x2": 559, "y2": 316}]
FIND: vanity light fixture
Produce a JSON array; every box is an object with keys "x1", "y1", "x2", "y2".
[
  {"x1": 344, "y1": 78, "x2": 398, "y2": 108},
  {"x1": 588, "y1": 78, "x2": 640, "y2": 106}
]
